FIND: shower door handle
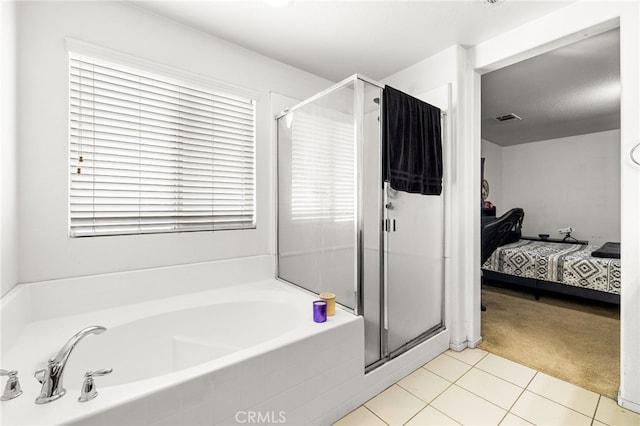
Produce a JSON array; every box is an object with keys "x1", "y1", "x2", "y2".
[{"x1": 384, "y1": 219, "x2": 396, "y2": 232}]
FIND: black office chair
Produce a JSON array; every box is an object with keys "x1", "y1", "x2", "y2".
[{"x1": 480, "y1": 208, "x2": 525, "y2": 311}]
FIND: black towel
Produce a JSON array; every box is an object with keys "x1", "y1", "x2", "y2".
[{"x1": 382, "y1": 85, "x2": 443, "y2": 195}]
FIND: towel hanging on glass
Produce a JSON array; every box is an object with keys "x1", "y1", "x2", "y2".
[{"x1": 382, "y1": 85, "x2": 443, "y2": 196}]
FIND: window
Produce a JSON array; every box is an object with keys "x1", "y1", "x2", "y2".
[
  {"x1": 290, "y1": 109, "x2": 355, "y2": 222},
  {"x1": 69, "y1": 53, "x2": 256, "y2": 237}
]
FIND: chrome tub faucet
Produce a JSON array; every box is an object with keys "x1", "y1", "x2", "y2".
[
  {"x1": 0, "y1": 369, "x2": 23, "y2": 400},
  {"x1": 34, "y1": 325, "x2": 106, "y2": 404}
]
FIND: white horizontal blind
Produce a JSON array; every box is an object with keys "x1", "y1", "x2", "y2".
[
  {"x1": 69, "y1": 53, "x2": 256, "y2": 237},
  {"x1": 290, "y1": 109, "x2": 355, "y2": 222}
]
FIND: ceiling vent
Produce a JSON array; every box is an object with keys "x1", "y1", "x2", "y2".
[{"x1": 495, "y1": 113, "x2": 522, "y2": 122}]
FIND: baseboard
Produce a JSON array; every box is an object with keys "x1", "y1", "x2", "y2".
[
  {"x1": 618, "y1": 395, "x2": 640, "y2": 415},
  {"x1": 467, "y1": 336, "x2": 483, "y2": 348},
  {"x1": 449, "y1": 341, "x2": 468, "y2": 352},
  {"x1": 449, "y1": 335, "x2": 483, "y2": 352}
]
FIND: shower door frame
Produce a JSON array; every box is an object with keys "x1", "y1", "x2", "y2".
[
  {"x1": 274, "y1": 74, "x2": 447, "y2": 371},
  {"x1": 370, "y1": 105, "x2": 448, "y2": 372},
  {"x1": 274, "y1": 74, "x2": 383, "y2": 318}
]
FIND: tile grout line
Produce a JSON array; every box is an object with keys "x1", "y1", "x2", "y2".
[
  {"x1": 422, "y1": 404, "x2": 464, "y2": 426},
  {"x1": 523, "y1": 370, "x2": 538, "y2": 389},
  {"x1": 446, "y1": 362, "x2": 535, "y2": 424},
  {"x1": 591, "y1": 395, "x2": 602, "y2": 425},
  {"x1": 496, "y1": 412, "x2": 509, "y2": 425},
  {"x1": 395, "y1": 375, "x2": 456, "y2": 423},
  {"x1": 501, "y1": 371, "x2": 536, "y2": 425},
  {"x1": 363, "y1": 404, "x2": 390, "y2": 426},
  {"x1": 473, "y1": 363, "x2": 536, "y2": 389},
  {"x1": 420, "y1": 364, "x2": 471, "y2": 385},
  {"x1": 422, "y1": 363, "x2": 515, "y2": 423},
  {"x1": 402, "y1": 409, "x2": 423, "y2": 425},
  {"x1": 443, "y1": 350, "x2": 489, "y2": 367},
  {"x1": 401, "y1": 353, "x2": 487, "y2": 425},
  {"x1": 339, "y1": 349, "x2": 619, "y2": 426},
  {"x1": 527, "y1": 388, "x2": 600, "y2": 415},
  {"x1": 396, "y1": 377, "x2": 455, "y2": 406},
  {"x1": 451, "y1": 351, "x2": 616, "y2": 424},
  {"x1": 448, "y1": 378, "x2": 514, "y2": 417},
  {"x1": 480, "y1": 351, "x2": 607, "y2": 421},
  {"x1": 351, "y1": 349, "x2": 623, "y2": 426},
  {"x1": 522, "y1": 386, "x2": 599, "y2": 420},
  {"x1": 364, "y1": 383, "x2": 431, "y2": 426},
  {"x1": 522, "y1": 370, "x2": 602, "y2": 421},
  {"x1": 394, "y1": 377, "x2": 463, "y2": 426},
  {"x1": 525, "y1": 374, "x2": 602, "y2": 401},
  {"x1": 424, "y1": 352, "x2": 516, "y2": 417}
]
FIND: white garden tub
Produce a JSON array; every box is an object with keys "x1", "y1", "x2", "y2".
[{"x1": 0, "y1": 257, "x2": 364, "y2": 425}]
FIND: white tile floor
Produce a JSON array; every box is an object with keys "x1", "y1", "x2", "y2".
[{"x1": 335, "y1": 349, "x2": 640, "y2": 426}]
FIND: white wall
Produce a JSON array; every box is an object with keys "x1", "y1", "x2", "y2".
[
  {"x1": 482, "y1": 131, "x2": 621, "y2": 246},
  {"x1": 469, "y1": 0, "x2": 640, "y2": 413},
  {"x1": 502, "y1": 130, "x2": 620, "y2": 246},
  {"x1": 15, "y1": 1, "x2": 331, "y2": 284},
  {"x1": 481, "y1": 138, "x2": 503, "y2": 215},
  {"x1": 1, "y1": 1, "x2": 18, "y2": 297}
]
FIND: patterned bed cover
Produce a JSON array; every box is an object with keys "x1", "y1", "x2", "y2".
[{"x1": 482, "y1": 240, "x2": 621, "y2": 295}]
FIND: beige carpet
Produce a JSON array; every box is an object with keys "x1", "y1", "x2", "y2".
[{"x1": 479, "y1": 284, "x2": 620, "y2": 397}]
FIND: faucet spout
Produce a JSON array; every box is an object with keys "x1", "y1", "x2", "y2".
[
  {"x1": 35, "y1": 325, "x2": 107, "y2": 404},
  {"x1": 51, "y1": 326, "x2": 106, "y2": 367}
]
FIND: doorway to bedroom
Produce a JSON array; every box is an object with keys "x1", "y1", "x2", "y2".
[{"x1": 478, "y1": 28, "x2": 621, "y2": 398}]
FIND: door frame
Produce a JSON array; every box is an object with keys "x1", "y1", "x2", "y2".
[{"x1": 465, "y1": 1, "x2": 640, "y2": 412}]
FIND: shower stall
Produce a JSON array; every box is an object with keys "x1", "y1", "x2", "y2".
[{"x1": 276, "y1": 75, "x2": 446, "y2": 369}]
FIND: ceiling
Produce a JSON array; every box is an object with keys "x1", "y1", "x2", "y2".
[
  {"x1": 129, "y1": 0, "x2": 619, "y2": 145},
  {"x1": 130, "y1": 0, "x2": 574, "y2": 82},
  {"x1": 481, "y1": 28, "x2": 621, "y2": 146}
]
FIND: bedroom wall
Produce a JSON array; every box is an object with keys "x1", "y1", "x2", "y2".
[
  {"x1": 15, "y1": 1, "x2": 331, "y2": 284},
  {"x1": 481, "y1": 138, "x2": 503, "y2": 216},
  {"x1": 501, "y1": 129, "x2": 620, "y2": 247}
]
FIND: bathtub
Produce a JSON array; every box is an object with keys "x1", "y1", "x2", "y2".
[
  {"x1": 1, "y1": 255, "x2": 450, "y2": 425},
  {"x1": 0, "y1": 256, "x2": 365, "y2": 425}
]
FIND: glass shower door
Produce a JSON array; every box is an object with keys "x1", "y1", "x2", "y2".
[{"x1": 385, "y1": 183, "x2": 445, "y2": 354}]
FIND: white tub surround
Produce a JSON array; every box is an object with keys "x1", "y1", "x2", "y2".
[
  {"x1": 1, "y1": 255, "x2": 275, "y2": 354},
  {"x1": 1, "y1": 255, "x2": 364, "y2": 425},
  {"x1": 1, "y1": 255, "x2": 453, "y2": 425}
]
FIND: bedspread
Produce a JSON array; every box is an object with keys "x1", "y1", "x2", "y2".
[{"x1": 482, "y1": 240, "x2": 621, "y2": 295}]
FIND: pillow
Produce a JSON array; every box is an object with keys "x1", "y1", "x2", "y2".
[{"x1": 591, "y1": 242, "x2": 620, "y2": 259}]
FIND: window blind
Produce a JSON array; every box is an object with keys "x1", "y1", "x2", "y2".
[
  {"x1": 69, "y1": 53, "x2": 256, "y2": 237},
  {"x1": 290, "y1": 109, "x2": 355, "y2": 222}
]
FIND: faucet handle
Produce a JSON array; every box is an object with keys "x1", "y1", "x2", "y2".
[
  {"x1": 34, "y1": 357, "x2": 55, "y2": 384},
  {"x1": 34, "y1": 368, "x2": 46, "y2": 384},
  {"x1": 0, "y1": 369, "x2": 23, "y2": 401},
  {"x1": 88, "y1": 368, "x2": 113, "y2": 377},
  {"x1": 78, "y1": 368, "x2": 112, "y2": 402}
]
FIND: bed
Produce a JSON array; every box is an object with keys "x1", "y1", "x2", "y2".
[{"x1": 482, "y1": 239, "x2": 621, "y2": 304}]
